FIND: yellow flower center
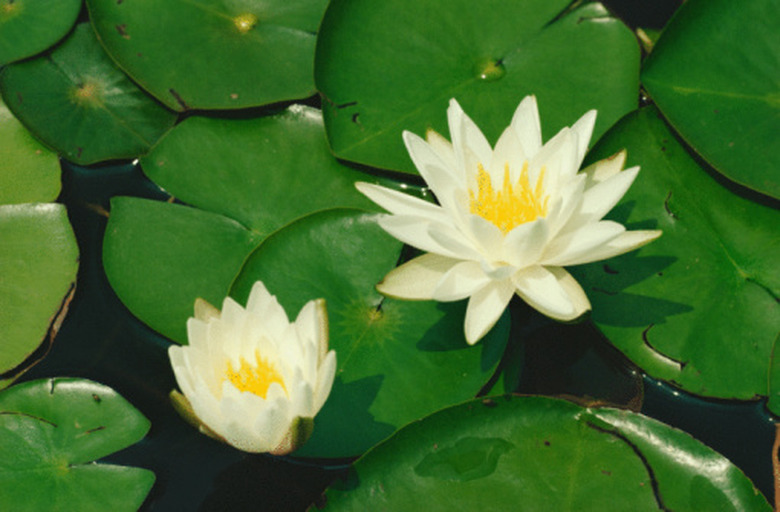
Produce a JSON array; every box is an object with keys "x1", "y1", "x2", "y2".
[
  {"x1": 469, "y1": 161, "x2": 548, "y2": 233},
  {"x1": 225, "y1": 351, "x2": 285, "y2": 398}
]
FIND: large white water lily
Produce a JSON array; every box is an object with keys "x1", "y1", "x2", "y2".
[
  {"x1": 168, "y1": 281, "x2": 336, "y2": 455},
  {"x1": 357, "y1": 96, "x2": 661, "y2": 345}
]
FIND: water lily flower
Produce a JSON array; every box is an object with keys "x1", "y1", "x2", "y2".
[
  {"x1": 357, "y1": 96, "x2": 661, "y2": 345},
  {"x1": 168, "y1": 281, "x2": 336, "y2": 455}
]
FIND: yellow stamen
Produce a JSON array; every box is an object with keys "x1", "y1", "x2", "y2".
[
  {"x1": 468, "y1": 161, "x2": 549, "y2": 233},
  {"x1": 225, "y1": 351, "x2": 285, "y2": 398}
]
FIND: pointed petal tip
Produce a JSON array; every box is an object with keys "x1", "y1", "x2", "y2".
[{"x1": 194, "y1": 297, "x2": 220, "y2": 322}]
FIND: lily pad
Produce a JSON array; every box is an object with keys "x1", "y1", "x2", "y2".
[
  {"x1": 316, "y1": 0, "x2": 639, "y2": 173},
  {"x1": 103, "y1": 197, "x2": 263, "y2": 344},
  {"x1": 322, "y1": 395, "x2": 770, "y2": 511},
  {"x1": 104, "y1": 106, "x2": 404, "y2": 343},
  {"x1": 0, "y1": 23, "x2": 177, "y2": 165},
  {"x1": 0, "y1": 378, "x2": 155, "y2": 511},
  {"x1": 0, "y1": 97, "x2": 60, "y2": 205},
  {"x1": 140, "y1": 105, "x2": 380, "y2": 235},
  {"x1": 569, "y1": 107, "x2": 780, "y2": 400},
  {"x1": 0, "y1": 0, "x2": 81, "y2": 66},
  {"x1": 230, "y1": 209, "x2": 509, "y2": 458},
  {"x1": 0, "y1": 203, "x2": 78, "y2": 384},
  {"x1": 87, "y1": 0, "x2": 328, "y2": 110},
  {"x1": 641, "y1": 0, "x2": 780, "y2": 199}
]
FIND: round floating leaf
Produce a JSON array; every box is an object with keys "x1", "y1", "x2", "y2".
[
  {"x1": 0, "y1": 0, "x2": 81, "y2": 66},
  {"x1": 103, "y1": 197, "x2": 263, "y2": 344},
  {"x1": 569, "y1": 107, "x2": 780, "y2": 399},
  {"x1": 230, "y1": 209, "x2": 509, "y2": 458},
  {"x1": 87, "y1": 0, "x2": 328, "y2": 110},
  {"x1": 105, "y1": 107, "x2": 414, "y2": 343},
  {"x1": 322, "y1": 395, "x2": 770, "y2": 511},
  {"x1": 0, "y1": 98, "x2": 60, "y2": 205},
  {"x1": 316, "y1": 0, "x2": 639, "y2": 173},
  {"x1": 140, "y1": 105, "x2": 380, "y2": 235},
  {"x1": 0, "y1": 23, "x2": 177, "y2": 165},
  {"x1": 641, "y1": 0, "x2": 780, "y2": 199},
  {"x1": 0, "y1": 378, "x2": 154, "y2": 511},
  {"x1": 0, "y1": 204, "x2": 78, "y2": 380}
]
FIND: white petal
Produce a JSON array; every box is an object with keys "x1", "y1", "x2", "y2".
[
  {"x1": 194, "y1": 298, "x2": 220, "y2": 322},
  {"x1": 569, "y1": 166, "x2": 639, "y2": 228},
  {"x1": 529, "y1": 128, "x2": 578, "y2": 191},
  {"x1": 376, "y1": 215, "x2": 465, "y2": 259},
  {"x1": 570, "y1": 109, "x2": 597, "y2": 166},
  {"x1": 548, "y1": 267, "x2": 590, "y2": 319},
  {"x1": 186, "y1": 317, "x2": 210, "y2": 350},
  {"x1": 464, "y1": 280, "x2": 515, "y2": 345},
  {"x1": 448, "y1": 99, "x2": 492, "y2": 179},
  {"x1": 169, "y1": 346, "x2": 195, "y2": 396},
  {"x1": 425, "y1": 128, "x2": 457, "y2": 170},
  {"x1": 428, "y1": 224, "x2": 484, "y2": 261},
  {"x1": 355, "y1": 181, "x2": 447, "y2": 221},
  {"x1": 543, "y1": 175, "x2": 586, "y2": 238},
  {"x1": 403, "y1": 131, "x2": 464, "y2": 193},
  {"x1": 289, "y1": 378, "x2": 315, "y2": 418},
  {"x1": 503, "y1": 218, "x2": 550, "y2": 268},
  {"x1": 510, "y1": 95, "x2": 542, "y2": 157},
  {"x1": 490, "y1": 124, "x2": 527, "y2": 181},
  {"x1": 432, "y1": 260, "x2": 491, "y2": 301},
  {"x1": 295, "y1": 298, "x2": 328, "y2": 363},
  {"x1": 187, "y1": 376, "x2": 224, "y2": 434},
  {"x1": 542, "y1": 221, "x2": 626, "y2": 267},
  {"x1": 582, "y1": 150, "x2": 627, "y2": 188},
  {"x1": 561, "y1": 229, "x2": 662, "y2": 265},
  {"x1": 246, "y1": 281, "x2": 289, "y2": 341},
  {"x1": 466, "y1": 213, "x2": 504, "y2": 259},
  {"x1": 377, "y1": 253, "x2": 460, "y2": 300},
  {"x1": 512, "y1": 266, "x2": 583, "y2": 321}
]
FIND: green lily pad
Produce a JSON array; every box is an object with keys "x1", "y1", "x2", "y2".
[
  {"x1": 316, "y1": 0, "x2": 639, "y2": 173},
  {"x1": 322, "y1": 395, "x2": 770, "y2": 511},
  {"x1": 0, "y1": 0, "x2": 81, "y2": 66},
  {"x1": 230, "y1": 209, "x2": 509, "y2": 458},
  {"x1": 569, "y1": 107, "x2": 780, "y2": 400},
  {"x1": 0, "y1": 23, "x2": 177, "y2": 165},
  {"x1": 104, "y1": 106, "x2": 406, "y2": 343},
  {"x1": 0, "y1": 378, "x2": 155, "y2": 511},
  {"x1": 103, "y1": 197, "x2": 263, "y2": 344},
  {"x1": 140, "y1": 105, "x2": 380, "y2": 236},
  {"x1": 641, "y1": 0, "x2": 780, "y2": 199},
  {"x1": 86, "y1": 0, "x2": 328, "y2": 110},
  {"x1": 0, "y1": 203, "x2": 78, "y2": 383},
  {"x1": 0, "y1": 97, "x2": 60, "y2": 205}
]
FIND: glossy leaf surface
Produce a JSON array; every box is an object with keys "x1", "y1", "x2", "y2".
[
  {"x1": 323, "y1": 395, "x2": 770, "y2": 511},
  {"x1": 0, "y1": 23, "x2": 177, "y2": 165},
  {"x1": 104, "y1": 106, "x2": 391, "y2": 343},
  {"x1": 103, "y1": 197, "x2": 262, "y2": 344},
  {"x1": 0, "y1": 98, "x2": 60, "y2": 205},
  {"x1": 87, "y1": 0, "x2": 328, "y2": 110},
  {"x1": 0, "y1": 0, "x2": 81, "y2": 66},
  {"x1": 0, "y1": 204, "x2": 78, "y2": 379},
  {"x1": 316, "y1": 0, "x2": 639, "y2": 173},
  {"x1": 641, "y1": 0, "x2": 780, "y2": 199},
  {"x1": 140, "y1": 105, "x2": 379, "y2": 236},
  {"x1": 571, "y1": 107, "x2": 780, "y2": 400},
  {"x1": 0, "y1": 378, "x2": 154, "y2": 511}
]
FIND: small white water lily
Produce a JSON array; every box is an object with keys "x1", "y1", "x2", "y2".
[
  {"x1": 168, "y1": 281, "x2": 336, "y2": 455},
  {"x1": 357, "y1": 96, "x2": 661, "y2": 345}
]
